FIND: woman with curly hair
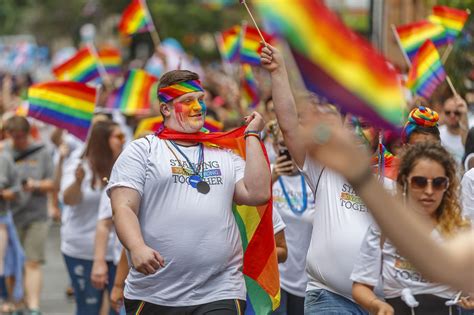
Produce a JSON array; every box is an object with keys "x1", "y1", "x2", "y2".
[{"x1": 350, "y1": 142, "x2": 472, "y2": 315}]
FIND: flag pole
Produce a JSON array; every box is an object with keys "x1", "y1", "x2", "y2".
[
  {"x1": 446, "y1": 76, "x2": 458, "y2": 96},
  {"x1": 441, "y1": 44, "x2": 453, "y2": 64},
  {"x1": 87, "y1": 44, "x2": 112, "y2": 88},
  {"x1": 141, "y1": 0, "x2": 161, "y2": 47},
  {"x1": 239, "y1": 0, "x2": 268, "y2": 47},
  {"x1": 390, "y1": 24, "x2": 411, "y2": 68}
]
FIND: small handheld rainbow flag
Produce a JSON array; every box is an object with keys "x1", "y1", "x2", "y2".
[
  {"x1": 254, "y1": 0, "x2": 405, "y2": 131},
  {"x1": 406, "y1": 40, "x2": 446, "y2": 99},
  {"x1": 429, "y1": 5, "x2": 471, "y2": 43},
  {"x1": 118, "y1": 0, "x2": 154, "y2": 36},
  {"x1": 52, "y1": 47, "x2": 100, "y2": 83},
  {"x1": 396, "y1": 20, "x2": 448, "y2": 61},
  {"x1": 107, "y1": 69, "x2": 158, "y2": 115},
  {"x1": 217, "y1": 25, "x2": 242, "y2": 62},
  {"x1": 27, "y1": 82, "x2": 96, "y2": 141},
  {"x1": 241, "y1": 64, "x2": 259, "y2": 108},
  {"x1": 98, "y1": 48, "x2": 122, "y2": 75},
  {"x1": 240, "y1": 25, "x2": 273, "y2": 66}
]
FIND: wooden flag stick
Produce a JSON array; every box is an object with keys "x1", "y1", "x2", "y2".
[
  {"x1": 141, "y1": 0, "x2": 161, "y2": 47},
  {"x1": 441, "y1": 44, "x2": 453, "y2": 64},
  {"x1": 445, "y1": 76, "x2": 458, "y2": 96},
  {"x1": 240, "y1": 0, "x2": 268, "y2": 46},
  {"x1": 87, "y1": 44, "x2": 112, "y2": 87},
  {"x1": 390, "y1": 24, "x2": 411, "y2": 68}
]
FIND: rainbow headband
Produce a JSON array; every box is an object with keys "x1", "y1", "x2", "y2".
[{"x1": 158, "y1": 79, "x2": 204, "y2": 103}]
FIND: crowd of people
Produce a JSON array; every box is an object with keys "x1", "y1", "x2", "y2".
[{"x1": 0, "y1": 37, "x2": 472, "y2": 315}]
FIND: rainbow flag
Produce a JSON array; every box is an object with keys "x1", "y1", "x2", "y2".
[
  {"x1": 254, "y1": 0, "x2": 405, "y2": 130},
  {"x1": 157, "y1": 126, "x2": 280, "y2": 314},
  {"x1": 429, "y1": 5, "x2": 470, "y2": 42},
  {"x1": 107, "y1": 69, "x2": 158, "y2": 115},
  {"x1": 240, "y1": 25, "x2": 273, "y2": 66},
  {"x1": 118, "y1": 0, "x2": 154, "y2": 36},
  {"x1": 52, "y1": 47, "x2": 100, "y2": 83},
  {"x1": 406, "y1": 40, "x2": 446, "y2": 99},
  {"x1": 27, "y1": 82, "x2": 96, "y2": 141},
  {"x1": 241, "y1": 64, "x2": 259, "y2": 108},
  {"x1": 134, "y1": 115, "x2": 223, "y2": 138},
  {"x1": 98, "y1": 48, "x2": 122, "y2": 75},
  {"x1": 217, "y1": 26, "x2": 242, "y2": 62},
  {"x1": 396, "y1": 20, "x2": 448, "y2": 60},
  {"x1": 371, "y1": 143, "x2": 399, "y2": 181}
]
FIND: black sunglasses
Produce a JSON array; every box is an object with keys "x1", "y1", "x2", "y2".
[
  {"x1": 444, "y1": 110, "x2": 461, "y2": 117},
  {"x1": 408, "y1": 176, "x2": 449, "y2": 191}
]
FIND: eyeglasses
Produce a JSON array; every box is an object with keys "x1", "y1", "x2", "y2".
[
  {"x1": 408, "y1": 176, "x2": 449, "y2": 191},
  {"x1": 444, "y1": 110, "x2": 461, "y2": 117}
]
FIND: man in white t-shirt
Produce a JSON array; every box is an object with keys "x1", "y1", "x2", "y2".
[
  {"x1": 261, "y1": 45, "x2": 385, "y2": 314},
  {"x1": 439, "y1": 96, "x2": 469, "y2": 164},
  {"x1": 107, "y1": 70, "x2": 270, "y2": 314}
]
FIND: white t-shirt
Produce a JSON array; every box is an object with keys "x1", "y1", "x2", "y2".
[
  {"x1": 351, "y1": 224, "x2": 458, "y2": 299},
  {"x1": 461, "y1": 169, "x2": 474, "y2": 223},
  {"x1": 60, "y1": 158, "x2": 115, "y2": 261},
  {"x1": 107, "y1": 136, "x2": 247, "y2": 306},
  {"x1": 301, "y1": 157, "x2": 393, "y2": 301},
  {"x1": 273, "y1": 174, "x2": 316, "y2": 297},
  {"x1": 97, "y1": 190, "x2": 123, "y2": 265},
  {"x1": 439, "y1": 125, "x2": 464, "y2": 165}
]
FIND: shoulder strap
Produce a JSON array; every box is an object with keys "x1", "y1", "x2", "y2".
[{"x1": 14, "y1": 145, "x2": 45, "y2": 163}]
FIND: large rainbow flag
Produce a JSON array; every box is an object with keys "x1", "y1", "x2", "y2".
[
  {"x1": 254, "y1": 0, "x2": 405, "y2": 130},
  {"x1": 134, "y1": 115, "x2": 224, "y2": 138},
  {"x1": 406, "y1": 39, "x2": 446, "y2": 99},
  {"x1": 98, "y1": 48, "x2": 122, "y2": 75},
  {"x1": 217, "y1": 25, "x2": 242, "y2": 62},
  {"x1": 52, "y1": 47, "x2": 100, "y2": 83},
  {"x1": 107, "y1": 69, "x2": 158, "y2": 115},
  {"x1": 241, "y1": 64, "x2": 259, "y2": 108},
  {"x1": 156, "y1": 126, "x2": 280, "y2": 314},
  {"x1": 429, "y1": 5, "x2": 471, "y2": 42},
  {"x1": 118, "y1": 0, "x2": 154, "y2": 36},
  {"x1": 240, "y1": 25, "x2": 273, "y2": 66},
  {"x1": 27, "y1": 82, "x2": 96, "y2": 141},
  {"x1": 396, "y1": 20, "x2": 448, "y2": 60}
]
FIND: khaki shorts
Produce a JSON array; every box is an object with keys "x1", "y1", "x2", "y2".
[{"x1": 16, "y1": 220, "x2": 49, "y2": 263}]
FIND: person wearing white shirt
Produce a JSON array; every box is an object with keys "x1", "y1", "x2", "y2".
[{"x1": 439, "y1": 96, "x2": 469, "y2": 165}]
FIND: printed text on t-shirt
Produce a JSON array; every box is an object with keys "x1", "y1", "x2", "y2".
[{"x1": 340, "y1": 184, "x2": 368, "y2": 212}]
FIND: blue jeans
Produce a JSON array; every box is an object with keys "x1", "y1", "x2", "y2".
[
  {"x1": 304, "y1": 289, "x2": 368, "y2": 315},
  {"x1": 63, "y1": 254, "x2": 118, "y2": 315},
  {"x1": 272, "y1": 289, "x2": 305, "y2": 315}
]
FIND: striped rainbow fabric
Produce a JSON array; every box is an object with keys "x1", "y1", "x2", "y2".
[
  {"x1": 107, "y1": 69, "x2": 158, "y2": 115},
  {"x1": 157, "y1": 126, "x2": 280, "y2": 315},
  {"x1": 254, "y1": 0, "x2": 405, "y2": 130},
  {"x1": 98, "y1": 48, "x2": 122, "y2": 75},
  {"x1": 241, "y1": 64, "x2": 259, "y2": 108},
  {"x1": 118, "y1": 0, "x2": 154, "y2": 36},
  {"x1": 134, "y1": 115, "x2": 223, "y2": 138},
  {"x1": 240, "y1": 25, "x2": 273, "y2": 66},
  {"x1": 217, "y1": 25, "x2": 242, "y2": 62},
  {"x1": 429, "y1": 5, "x2": 471, "y2": 42},
  {"x1": 396, "y1": 20, "x2": 448, "y2": 60},
  {"x1": 27, "y1": 81, "x2": 96, "y2": 141},
  {"x1": 52, "y1": 47, "x2": 100, "y2": 83},
  {"x1": 406, "y1": 39, "x2": 446, "y2": 99}
]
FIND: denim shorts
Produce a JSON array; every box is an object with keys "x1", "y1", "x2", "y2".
[{"x1": 304, "y1": 289, "x2": 368, "y2": 315}]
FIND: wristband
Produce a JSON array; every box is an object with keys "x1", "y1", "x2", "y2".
[
  {"x1": 244, "y1": 130, "x2": 261, "y2": 140},
  {"x1": 348, "y1": 167, "x2": 373, "y2": 190}
]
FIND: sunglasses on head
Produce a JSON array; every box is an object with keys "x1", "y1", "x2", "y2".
[
  {"x1": 408, "y1": 176, "x2": 449, "y2": 191},
  {"x1": 444, "y1": 110, "x2": 461, "y2": 117}
]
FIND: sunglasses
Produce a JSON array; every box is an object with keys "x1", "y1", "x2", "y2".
[
  {"x1": 444, "y1": 110, "x2": 461, "y2": 117},
  {"x1": 408, "y1": 176, "x2": 449, "y2": 191}
]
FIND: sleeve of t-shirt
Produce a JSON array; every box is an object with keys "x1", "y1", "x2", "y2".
[
  {"x1": 298, "y1": 155, "x2": 324, "y2": 196},
  {"x1": 230, "y1": 151, "x2": 246, "y2": 184},
  {"x1": 350, "y1": 224, "x2": 383, "y2": 287},
  {"x1": 97, "y1": 189, "x2": 113, "y2": 220},
  {"x1": 106, "y1": 137, "x2": 151, "y2": 197},
  {"x1": 272, "y1": 208, "x2": 286, "y2": 234},
  {"x1": 461, "y1": 171, "x2": 474, "y2": 222}
]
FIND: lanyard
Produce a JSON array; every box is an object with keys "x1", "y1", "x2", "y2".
[
  {"x1": 168, "y1": 141, "x2": 204, "y2": 177},
  {"x1": 278, "y1": 174, "x2": 308, "y2": 215}
]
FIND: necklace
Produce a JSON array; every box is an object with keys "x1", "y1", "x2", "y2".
[
  {"x1": 165, "y1": 140, "x2": 210, "y2": 194},
  {"x1": 278, "y1": 174, "x2": 308, "y2": 215}
]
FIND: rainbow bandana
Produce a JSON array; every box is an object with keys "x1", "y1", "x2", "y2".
[
  {"x1": 158, "y1": 79, "x2": 204, "y2": 103},
  {"x1": 402, "y1": 106, "x2": 439, "y2": 143}
]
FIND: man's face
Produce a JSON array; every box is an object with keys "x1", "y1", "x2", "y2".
[
  {"x1": 345, "y1": 115, "x2": 378, "y2": 152},
  {"x1": 166, "y1": 91, "x2": 206, "y2": 133},
  {"x1": 443, "y1": 98, "x2": 461, "y2": 128},
  {"x1": 7, "y1": 130, "x2": 29, "y2": 151}
]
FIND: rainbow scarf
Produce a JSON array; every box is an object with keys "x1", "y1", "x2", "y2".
[
  {"x1": 158, "y1": 80, "x2": 204, "y2": 103},
  {"x1": 156, "y1": 126, "x2": 280, "y2": 314},
  {"x1": 134, "y1": 115, "x2": 224, "y2": 138}
]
